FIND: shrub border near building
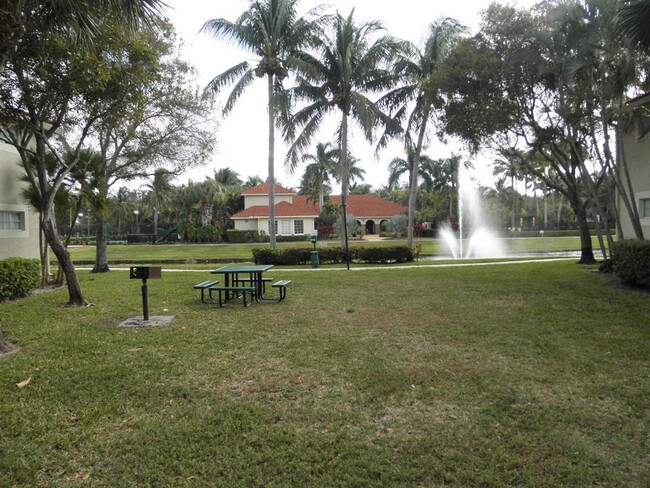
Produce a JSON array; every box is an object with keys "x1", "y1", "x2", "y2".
[
  {"x1": 610, "y1": 239, "x2": 650, "y2": 288},
  {"x1": 0, "y1": 258, "x2": 41, "y2": 301},
  {"x1": 252, "y1": 245, "x2": 419, "y2": 266}
]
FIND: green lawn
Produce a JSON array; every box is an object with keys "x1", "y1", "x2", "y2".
[
  {"x1": 65, "y1": 236, "x2": 604, "y2": 264},
  {"x1": 1, "y1": 261, "x2": 647, "y2": 486}
]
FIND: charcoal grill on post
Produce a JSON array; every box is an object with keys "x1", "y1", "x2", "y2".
[{"x1": 129, "y1": 266, "x2": 161, "y2": 321}]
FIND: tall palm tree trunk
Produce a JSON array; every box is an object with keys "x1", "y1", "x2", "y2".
[
  {"x1": 340, "y1": 113, "x2": 350, "y2": 267},
  {"x1": 511, "y1": 175, "x2": 516, "y2": 229},
  {"x1": 267, "y1": 73, "x2": 277, "y2": 249},
  {"x1": 319, "y1": 176, "x2": 325, "y2": 210},
  {"x1": 408, "y1": 111, "x2": 430, "y2": 249},
  {"x1": 92, "y1": 214, "x2": 110, "y2": 273}
]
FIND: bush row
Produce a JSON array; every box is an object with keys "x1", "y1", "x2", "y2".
[
  {"x1": 610, "y1": 239, "x2": 650, "y2": 287},
  {"x1": 0, "y1": 258, "x2": 41, "y2": 301},
  {"x1": 252, "y1": 245, "x2": 419, "y2": 266}
]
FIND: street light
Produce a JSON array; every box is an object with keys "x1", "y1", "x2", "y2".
[
  {"x1": 78, "y1": 213, "x2": 84, "y2": 237},
  {"x1": 134, "y1": 210, "x2": 139, "y2": 234}
]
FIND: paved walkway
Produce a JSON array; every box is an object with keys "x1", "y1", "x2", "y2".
[{"x1": 81, "y1": 257, "x2": 577, "y2": 274}]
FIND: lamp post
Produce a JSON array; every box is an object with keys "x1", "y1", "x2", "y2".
[
  {"x1": 134, "y1": 210, "x2": 139, "y2": 234},
  {"x1": 78, "y1": 212, "x2": 83, "y2": 237}
]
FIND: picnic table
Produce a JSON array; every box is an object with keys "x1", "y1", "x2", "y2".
[{"x1": 210, "y1": 264, "x2": 274, "y2": 305}]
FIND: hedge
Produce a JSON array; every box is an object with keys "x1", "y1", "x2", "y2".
[
  {"x1": 227, "y1": 230, "x2": 259, "y2": 243},
  {"x1": 0, "y1": 258, "x2": 41, "y2": 301},
  {"x1": 252, "y1": 245, "x2": 419, "y2": 266},
  {"x1": 611, "y1": 239, "x2": 650, "y2": 287}
]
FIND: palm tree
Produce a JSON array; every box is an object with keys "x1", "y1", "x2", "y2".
[
  {"x1": 378, "y1": 18, "x2": 466, "y2": 249},
  {"x1": 387, "y1": 148, "x2": 435, "y2": 192},
  {"x1": 244, "y1": 175, "x2": 264, "y2": 189},
  {"x1": 213, "y1": 168, "x2": 242, "y2": 188},
  {"x1": 0, "y1": 0, "x2": 163, "y2": 76},
  {"x1": 299, "y1": 142, "x2": 339, "y2": 208},
  {"x1": 19, "y1": 152, "x2": 72, "y2": 285},
  {"x1": 146, "y1": 169, "x2": 175, "y2": 239},
  {"x1": 67, "y1": 149, "x2": 114, "y2": 273},
  {"x1": 492, "y1": 153, "x2": 522, "y2": 230},
  {"x1": 615, "y1": 0, "x2": 650, "y2": 52},
  {"x1": 112, "y1": 187, "x2": 137, "y2": 237},
  {"x1": 201, "y1": 0, "x2": 319, "y2": 249},
  {"x1": 288, "y1": 10, "x2": 401, "y2": 253},
  {"x1": 429, "y1": 154, "x2": 462, "y2": 220}
]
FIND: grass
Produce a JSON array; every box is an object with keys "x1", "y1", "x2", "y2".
[
  {"x1": 65, "y1": 235, "x2": 604, "y2": 264},
  {"x1": 1, "y1": 260, "x2": 648, "y2": 486}
]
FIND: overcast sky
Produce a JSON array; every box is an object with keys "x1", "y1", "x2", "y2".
[{"x1": 163, "y1": 0, "x2": 537, "y2": 191}]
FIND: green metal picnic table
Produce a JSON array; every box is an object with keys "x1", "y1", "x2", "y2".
[{"x1": 210, "y1": 264, "x2": 274, "y2": 303}]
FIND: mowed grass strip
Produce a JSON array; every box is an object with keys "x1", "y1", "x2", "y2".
[
  {"x1": 0, "y1": 261, "x2": 647, "y2": 486},
  {"x1": 64, "y1": 235, "x2": 605, "y2": 264}
]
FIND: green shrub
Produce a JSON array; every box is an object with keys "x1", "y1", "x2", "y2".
[
  {"x1": 177, "y1": 223, "x2": 220, "y2": 243},
  {"x1": 611, "y1": 239, "x2": 650, "y2": 287},
  {"x1": 195, "y1": 225, "x2": 220, "y2": 243},
  {"x1": 256, "y1": 234, "x2": 310, "y2": 243},
  {"x1": 0, "y1": 258, "x2": 41, "y2": 300},
  {"x1": 252, "y1": 248, "x2": 311, "y2": 266},
  {"x1": 126, "y1": 234, "x2": 154, "y2": 244},
  {"x1": 252, "y1": 246, "x2": 416, "y2": 265},
  {"x1": 227, "y1": 230, "x2": 259, "y2": 243}
]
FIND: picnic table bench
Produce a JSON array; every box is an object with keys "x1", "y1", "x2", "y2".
[
  {"x1": 208, "y1": 285, "x2": 257, "y2": 307},
  {"x1": 272, "y1": 280, "x2": 292, "y2": 302},
  {"x1": 193, "y1": 280, "x2": 219, "y2": 303},
  {"x1": 234, "y1": 276, "x2": 273, "y2": 292}
]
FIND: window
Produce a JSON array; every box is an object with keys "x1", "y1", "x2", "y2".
[
  {"x1": 281, "y1": 220, "x2": 291, "y2": 235},
  {"x1": 0, "y1": 211, "x2": 24, "y2": 231},
  {"x1": 294, "y1": 220, "x2": 304, "y2": 234},
  {"x1": 267, "y1": 220, "x2": 278, "y2": 235},
  {"x1": 641, "y1": 198, "x2": 650, "y2": 218}
]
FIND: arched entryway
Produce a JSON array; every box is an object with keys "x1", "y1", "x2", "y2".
[{"x1": 365, "y1": 220, "x2": 375, "y2": 235}]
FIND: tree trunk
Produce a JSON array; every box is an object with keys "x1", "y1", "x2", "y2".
[
  {"x1": 570, "y1": 199, "x2": 596, "y2": 264},
  {"x1": 267, "y1": 73, "x2": 277, "y2": 249},
  {"x1": 41, "y1": 211, "x2": 87, "y2": 306},
  {"x1": 511, "y1": 175, "x2": 516, "y2": 229},
  {"x1": 319, "y1": 178, "x2": 324, "y2": 210},
  {"x1": 340, "y1": 113, "x2": 350, "y2": 262},
  {"x1": 92, "y1": 214, "x2": 110, "y2": 273},
  {"x1": 153, "y1": 208, "x2": 159, "y2": 241},
  {"x1": 407, "y1": 108, "x2": 431, "y2": 249},
  {"x1": 39, "y1": 224, "x2": 51, "y2": 286},
  {"x1": 575, "y1": 158, "x2": 611, "y2": 260},
  {"x1": 615, "y1": 114, "x2": 644, "y2": 239}
]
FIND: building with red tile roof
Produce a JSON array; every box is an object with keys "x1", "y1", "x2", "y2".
[{"x1": 232, "y1": 184, "x2": 406, "y2": 236}]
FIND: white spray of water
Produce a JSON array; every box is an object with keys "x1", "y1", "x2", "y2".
[{"x1": 439, "y1": 165, "x2": 505, "y2": 259}]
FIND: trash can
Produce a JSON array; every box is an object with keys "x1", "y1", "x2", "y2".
[{"x1": 310, "y1": 250, "x2": 320, "y2": 268}]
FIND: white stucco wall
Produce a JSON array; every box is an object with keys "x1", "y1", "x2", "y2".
[
  {"x1": 619, "y1": 107, "x2": 650, "y2": 239},
  {"x1": 234, "y1": 217, "x2": 315, "y2": 236},
  {"x1": 0, "y1": 143, "x2": 40, "y2": 260},
  {"x1": 244, "y1": 194, "x2": 293, "y2": 209}
]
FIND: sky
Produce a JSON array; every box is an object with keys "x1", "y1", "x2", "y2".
[{"x1": 162, "y1": 0, "x2": 538, "y2": 192}]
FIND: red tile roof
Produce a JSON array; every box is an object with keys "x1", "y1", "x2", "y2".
[
  {"x1": 232, "y1": 194, "x2": 406, "y2": 219},
  {"x1": 241, "y1": 182, "x2": 296, "y2": 196},
  {"x1": 332, "y1": 194, "x2": 407, "y2": 218}
]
